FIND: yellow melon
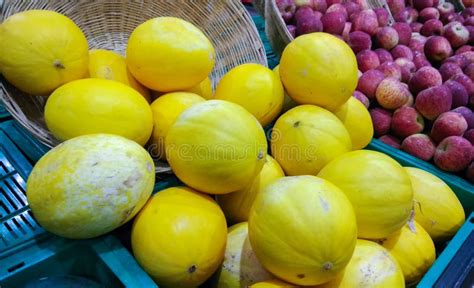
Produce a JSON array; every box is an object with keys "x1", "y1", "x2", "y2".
[
  {"x1": 318, "y1": 150, "x2": 414, "y2": 239},
  {"x1": 319, "y1": 240, "x2": 405, "y2": 288},
  {"x1": 249, "y1": 176, "x2": 357, "y2": 286},
  {"x1": 217, "y1": 155, "x2": 285, "y2": 224},
  {"x1": 0, "y1": 10, "x2": 89, "y2": 95},
  {"x1": 214, "y1": 63, "x2": 284, "y2": 126},
  {"x1": 279, "y1": 33, "x2": 358, "y2": 111},
  {"x1": 149, "y1": 92, "x2": 205, "y2": 159},
  {"x1": 166, "y1": 100, "x2": 267, "y2": 194},
  {"x1": 26, "y1": 134, "x2": 155, "y2": 239},
  {"x1": 126, "y1": 17, "x2": 215, "y2": 92},
  {"x1": 379, "y1": 220, "x2": 436, "y2": 285},
  {"x1": 88, "y1": 49, "x2": 150, "y2": 101},
  {"x1": 132, "y1": 186, "x2": 227, "y2": 287},
  {"x1": 44, "y1": 78, "x2": 153, "y2": 146},
  {"x1": 271, "y1": 105, "x2": 352, "y2": 175},
  {"x1": 212, "y1": 222, "x2": 273, "y2": 288},
  {"x1": 404, "y1": 167, "x2": 465, "y2": 242}
]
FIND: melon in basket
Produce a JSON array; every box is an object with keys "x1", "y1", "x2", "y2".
[{"x1": 0, "y1": 10, "x2": 89, "y2": 95}]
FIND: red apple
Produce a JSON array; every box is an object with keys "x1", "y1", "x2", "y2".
[
  {"x1": 450, "y1": 73, "x2": 474, "y2": 97},
  {"x1": 409, "y1": 33, "x2": 427, "y2": 52},
  {"x1": 410, "y1": 22, "x2": 424, "y2": 33},
  {"x1": 445, "y1": 80, "x2": 469, "y2": 108},
  {"x1": 419, "y1": 7, "x2": 440, "y2": 23},
  {"x1": 413, "y1": 0, "x2": 435, "y2": 10},
  {"x1": 375, "y1": 48, "x2": 394, "y2": 63},
  {"x1": 327, "y1": 3, "x2": 348, "y2": 20},
  {"x1": 374, "y1": 8, "x2": 390, "y2": 27},
  {"x1": 464, "y1": 63, "x2": 474, "y2": 81},
  {"x1": 403, "y1": 92, "x2": 415, "y2": 107},
  {"x1": 347, "y1": 31, "x2": 372, "y2": 53},
  {"x1": 357, "y1": 49, "x2": 380, "y2": 72},
  {"x1": 401, "y1": 134, "x2": 436, "y2": 161},
  {"x1": 378, "y1": 61, "x2": 402, "y2": 80},
  {"x1": 456, "y1": 45, "x2": 474, "y2": 55},
  {"x1": 343, "y1": 1, "x2": 361, "y2": 17},
  {"x1": 353, "y1": 90, "x2": 370, "y2": 108},
  {"x1": 461, "y1": 8, "x2": 474, "y2": 19},
  {"x1": 439, "y1": 62, "x2": 463, "y2": 82},
  {"x1": 387, "y1": 0, "x2": 405, "y2": 15},
  {"x1": 444, "y1": 22, "x2": 470, "y2": 48},
  {"x1": 379, "y1": 135, "x2": 402, "y2": 149},
  {"x1": 357, "y1": 69, "x2": 385, "y2": 98},
  {"x1": 424, "y1": 36, "x2": 453, "y2": 62},
  {"x1": 415, "y1": 85, "x2": 453, "y2": 120},
  {"x1": 452, "y1": 106, "x2": 474, "y2": 129},
  {"x1": 322, "y1": 12, "x2": 346, "y2": 34},
  {"x1": 465, "y1": 16, "x2": 474, "y2": 27},
  {"x1": 391, "y1": 45, "x2": 414, "y2": 60},
  {"x1": 312, "y1": 0, "x2": 328, "y2": 12},
  {"x1": 375, "y1": 27, "x2": 399, "y2": 50},
  {"x1": 445, "y1": 54, "x2": 470, "y2": 69},
  {"x1": 394, "y1": 8, "x2": 419, "y2": 24},
  {"x1": 352, "y1": 9, "x2": 379, "y2": 36},
  {"x1": 465, "y1": 129, "x2": 474, "y2": 145},
  {"x1": 413, "y1": 52, "x2": 433, "y2": 69},
  {"x1": 434, "y1": 136, "x2": 474, "y2": 172},
  {"x1": 370, "y1": 107, "x2": 392, "y2": 136},
  {"x1": 276, "y1": 0, "x2": 297, "y2": 23},
  {"x1": 395, "y1": 57, "x2": 416, "y2": 83},
  {"x1": 387, "y1": 0, "x2": 405, "y2": 14},
  {"x1": 437, "y1": 2, "x2": 455, "y2": 19},
  {"x1": 296, "y1": 12, "x2": 323, "y2": 35},
  {"x1": 431, "y1": 111, "x2": 468, "y2": 142},
  {"x1": 376, "y1": 77, "x2": 411, "y2": 110},
  {"x1": 420, "y1": 19, "x2": 444, "y2": 36},
  {"x1": 393, "y1": 22, "x2": 413, "y2": 45},
  {"x1": 391, "y1": 106, "x2": 425, "y2": 138},
  {"x1": 326, "y1": 0, "x2": 342, "y2": 5},
  {"x1": 409, "y1": 66, "x2": 442, "y2": 94}
]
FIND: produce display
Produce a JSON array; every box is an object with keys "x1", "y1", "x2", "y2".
[
  {"x1": 275, "y1": 0, "x2": 474, "y2": 182},
  {"x1": 0, "y1": 4, "x2": 470, "y2": 288}
]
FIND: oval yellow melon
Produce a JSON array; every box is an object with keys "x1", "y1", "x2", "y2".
[
  {"x1": 279, "y1": 33, "x2": 358, "y2": 111},
  {"x1": 0, "y1": 10, "x2": 89, "y2": 95},
  {"x1": 217, "y1": 155, "x2": 285, "y2": 224},
  {"x1": 250, "y1": 279, "x2": 298, "y2": 288},
  {"x1": 404, "y1": 167, "x2": 465, "y2": 242},
  {"x1": 166, "y1": 100, "x2": 267, "y2": 194},
  {"x1": 273, "y1": 65, "x2": 297, "y2": 113},
  {"x1": 214, "y1": 63, "x2": 284, "y2": 127},
  {"x1": 149, "y1": 92, "x2": 205, "y2": 159},
  {"x1": 333, "y1": 97, "x2": 373, "y2": 150},
  {"x1": 88, "y1": 49, "x2": 150, "y2": 101},
  {"x1": 26, "y1": 134, "x2": 155, "y2": 239},
  {"x1": 44, "y1": 78, "x2": 153, "y2": 146},
  {"x1": 127, "y1": 17, "x2": 215, "y2": 92},
  {"x1": 213, "y1": 222, "x2": 273, "y2": 288},
  {"x1": 379, "y1": 220, "x2": 436, "y2": 285},
  {"x1": 319, "y1": 240, "x2": 405, "y2": 288},
  {"x1": 132, "y1": 186, "x2": 227, "y2": 287},
  {"x1": 249, "y1": 176, "x2": 357, "y2": 286},
  {"x1": 271, "y1": 105, "x2": 352, "y2": 176},
  {"x1": 187, "y1": 76, "x2": 213, "y2": 99},
  {"x1": 318, "y1": 150, "x2": 414, "y2": 239}
]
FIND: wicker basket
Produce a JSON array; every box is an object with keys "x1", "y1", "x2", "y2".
[
  {"x1": 0, "y1": 0, "x2": 267, "y2": 162},
  {"x1": 263, "y1": 0, "x2": 394, "y2": 58}
]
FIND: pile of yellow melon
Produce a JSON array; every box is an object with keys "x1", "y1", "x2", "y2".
[{"x1": 1, "y1": 9, "x2": 467, "y2": 288}]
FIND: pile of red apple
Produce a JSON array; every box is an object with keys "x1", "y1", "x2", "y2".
[{"x1": 275, "y1": 0, "x2": 474, "y2": 182}]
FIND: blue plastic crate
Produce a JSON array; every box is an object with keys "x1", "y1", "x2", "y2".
[{"x1": 419, "y1": 213, "x2": 474, "y2": 287}]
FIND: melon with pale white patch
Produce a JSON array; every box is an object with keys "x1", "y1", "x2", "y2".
[{"x1": 26, "y1": 134, "x2": 155, "y2": 239}]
